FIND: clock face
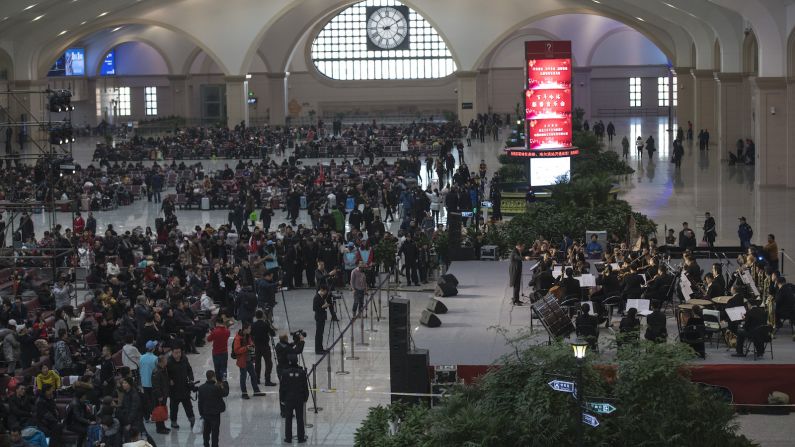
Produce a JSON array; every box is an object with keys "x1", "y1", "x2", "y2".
[{"x1": 366, "y1": 6, "x2": 409, "y2": 50}]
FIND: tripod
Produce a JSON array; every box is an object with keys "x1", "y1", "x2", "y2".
[{"x1": 325, "y1": 291, "x2": 351, "y2": 345}]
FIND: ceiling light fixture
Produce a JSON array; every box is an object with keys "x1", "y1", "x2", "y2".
[
  {"x1": 111, "y1": 26, "x2": 123, "y2": 32},
  {"x1": 592, "y1": 0, "x2": 601, "y2": 3},
  {"x1": 58, "y1": 30, "x2": 67, "y2": 36},
  {"x1": 23, "y1": 4, "x2": 37, "y2": 11},
  {"x1": 98, "y1": 11, "x2": 109, "y2": 17},
  {"x1": 636, "y1": 17, "x2": 645, "y2": 22},
  {"x1": 80, "y1": 21, "x2": 87, "y2": 25},
  {"x1": 32, "y1": 14, "x2": 45, "y2": 22},
  {"x1": 664, "y1": 2, "x2": 676, "y2": 8}
]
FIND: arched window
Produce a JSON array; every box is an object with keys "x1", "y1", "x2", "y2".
[{"x1": 311, "y1": 0, "x2": 456, "y2": 80}]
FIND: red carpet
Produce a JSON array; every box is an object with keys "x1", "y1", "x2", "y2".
[{"x1": 448, "y1": 364, "x2": 795, "y2": 405}]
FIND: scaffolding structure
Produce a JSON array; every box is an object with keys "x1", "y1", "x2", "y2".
[{"x1": 0, "y1": 86, "x2": 77, "y2": 296}]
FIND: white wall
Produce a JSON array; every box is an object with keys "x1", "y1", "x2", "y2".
[
  {"x1": 589, "y1": 30, "x2": 668, "y2": 66},
  {"x1": 286, "y1": 71, "x2": 457, "y2": 118},
  {"x1": 115, "y1": 42, "x2": 170, "y2": 76}
]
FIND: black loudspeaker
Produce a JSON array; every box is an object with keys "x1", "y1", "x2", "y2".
[
  {"x1": 426, "y1": 298, "x2": 448, "y2": 314},
  {"x1": 389, "y1": 298, "x2": 410, "y2": 354},
  {"x1": 420, "y1": 309, "x2": 442, "y2": 328},
  {"x1": 438, "y1": 274, "x2": 459, "y2": 287},
  {"x1": 391, "y1": 349, "x2": 431, "y2": 405},
  {"x1": 435, "y1": 282, "x2": 458, "y2": 297}
]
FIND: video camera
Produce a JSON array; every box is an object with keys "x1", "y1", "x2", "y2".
[{"x1": 292, "y1": 329, "x2": 306, "y2": 342}]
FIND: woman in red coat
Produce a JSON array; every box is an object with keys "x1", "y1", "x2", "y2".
[{"x1": 232, "y1": 322, "x2": 264, "y2": 399}]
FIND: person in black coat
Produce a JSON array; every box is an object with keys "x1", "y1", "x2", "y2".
[
  {"x1": 281, "y1": 354, "x2": 309, "y2": 443},
  {"x1": 198, "y1": 370, "x2": 230, "y2": 447},
  {"x1": 683, "y1": 305, "x2": 706, "y2": 358},
  {"x1": 8, "y1": 385, "x2": 34, "y2": 429},
  {"x1": 150, "y1": 354, "x2": 171, "y2": 434},
  {"x1": 166, "y1": 346, "x2": 195, "y2": 430},
  {"x1": 560, "y1": 268, "x2": 581, "y2": 300},
  {"x1": 64, "y1": 390, "x2": 93, "y2": 446},
  {"x1": 508, "y1": 243, "x2": 525, "y2": 305},
  {"x1": 236, "y1": 286, "x2": 258, "y2": 324},
  {"x1": 251, "y1": 309, "x2": 277, "y2": 386},
  {"x1": 399, "y1": 234, "x2": 420, "y2": 286},
  {"x1": 313, "y1": 286, "x2": 330, "y2": 354},
  {"x1": 644, "y1": 302, "x2": 668, "y2": 342},
  {"x1": 118, "y1": 377, "x2": 147, "y2": 442},
  {"x1": 34, "y1": 385, "x2": 62, "y2": 444},
  {"x1": 733, "y1": 305, "x2": 769, "y2": 357}
]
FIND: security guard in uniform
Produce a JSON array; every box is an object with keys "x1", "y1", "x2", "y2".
[
  {"x1": 281, "y1": 354, "x2": 309, "y2": 443},
  {"x1": 275, "y1": 331, "x2": 305, "y2": 416}
]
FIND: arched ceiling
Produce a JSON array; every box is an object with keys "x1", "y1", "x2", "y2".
[{"x1": 0, "y1": 0, "x2": 791, "y2": 79}]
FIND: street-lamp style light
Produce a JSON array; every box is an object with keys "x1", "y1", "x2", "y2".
[{"x1": 571, "y1": 341, "x2": 588, "y2": 360}]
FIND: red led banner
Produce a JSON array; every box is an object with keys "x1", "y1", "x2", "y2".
[{"x1": 522, "y1": 41, "x2": 573, "y2": 153}]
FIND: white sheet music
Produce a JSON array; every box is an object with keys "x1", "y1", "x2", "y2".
[
  {"x1": 578, "y1": 274, "x2": 596, "y2": 288},
  {"x1": 553, "y1": 266, "x2": 563, "y2": 277},
  {"x1": 725, "y1": 306, "x2": 746, "y2": 322},
  {"x1": 740, "y1": 270, "x2": 760, "y2": 297},
  {"x1": 626, "y1": 298, "x2": 652, "y2": 316},
  {"x1": 610, "y1": 263, "x2": 620, "y2": 271}
]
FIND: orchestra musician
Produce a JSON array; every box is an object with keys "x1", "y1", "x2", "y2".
[
  {"x1": 720, "y1": 284, "x2": 746, "y2": 334},
  {"x1": 642, "y1": 264, "x2": 673, "y2": 306},
  {"x1": 559, "y1": 268, "x2": 582, "y2": 300},
  {"x1": 683, "y1": 254, "x2": 703, "y2": 283},
  {"x1": 732, "y1": 304, "x2": 769, "y2": 357},
  {"x1": 619, "y1": 265, "x2": 644, "y2": 311},
  {"x1": 644, "y1": 301, "x2": 668, "y2": 342},
  {"x1": 709, "y1": 263, "x2": 726, "y2": 297},
  {"x1": 773, "y1": 276, "x2": 795, "y2": 328},
  {"x1": 591, "y1": 264, "x2": 620, "y2": 316}
]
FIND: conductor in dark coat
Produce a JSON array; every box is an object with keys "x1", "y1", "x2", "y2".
[{"x1": 509, "y1": 243, "x2": 525, "y2": 305}]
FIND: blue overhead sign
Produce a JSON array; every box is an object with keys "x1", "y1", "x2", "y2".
[{"x1": 582, "y1": 413, "x2": 599, "y2": 427}]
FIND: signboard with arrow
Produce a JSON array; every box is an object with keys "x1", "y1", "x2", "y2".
[
  {"x1": 586, "y1": 402, "x2": 616, "y2": 414},
  {"x1": 548, "y1": 380, "x2": 576, "y2": 394},
  {"x1": 582, "y1": 413, "x2": 600, "y2": 428}
]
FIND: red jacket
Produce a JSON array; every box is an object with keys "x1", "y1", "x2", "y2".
[
  {"x1": 206, "y1": 326, "x2": 230, "y2": 355},
  {"x1": 232, "y1": 333, "x2": 252, "y2": 369},
  {"x1": 73, "y1": 216, "x2": 85, "y2": 234}
]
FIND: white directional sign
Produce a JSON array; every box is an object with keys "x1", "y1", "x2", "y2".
[
  {"x1": 548, "y1": 380, "x2": 576, "y2": 394},
  {"x1": 582, "y1": 413, "x2": 600, "y2": 427},
  {"x1": 586, "y1": 402, "x2": 616, "y2": 414}
]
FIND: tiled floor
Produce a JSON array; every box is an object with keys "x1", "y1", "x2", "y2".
[{"x1": 17, "y1": 122, "x2": 795, "y2": 445}]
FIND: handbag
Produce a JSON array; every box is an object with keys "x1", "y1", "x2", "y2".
[{"x1": 151, "y1": 404, "x2": 168, "y2": 422}]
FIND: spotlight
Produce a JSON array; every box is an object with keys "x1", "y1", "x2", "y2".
[
  {"x1": 47, "y1": 89, "x2": 75, "y2": 113},
  {"x1": 48, "y1": 125, "x2": 75, "y2": 145}
]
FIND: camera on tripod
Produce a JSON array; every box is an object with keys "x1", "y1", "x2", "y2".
[
  {"x1": 330, "y1": 291, "x2": 344, "y2": 301},
  {"x1": 292, "y1": 330, "x2": 307, "y2": 342}
]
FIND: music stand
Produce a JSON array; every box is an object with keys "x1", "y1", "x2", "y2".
[{"x1": 531, "y1": 294, "x2": 575, "y2": 344}]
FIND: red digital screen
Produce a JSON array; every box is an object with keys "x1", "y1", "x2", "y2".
[{"x1": 522, "y1": 42, "x2": 573, "y2": 153}]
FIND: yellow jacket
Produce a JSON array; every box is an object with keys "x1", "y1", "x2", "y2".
[{"x1": 35, "y1": 370, "x2": 61, "y2": 392}]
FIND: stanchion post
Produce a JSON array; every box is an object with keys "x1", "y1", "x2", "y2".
[
  {"x1": 781, "y1": 249, "x2": 786, "y2": 274},
  {"x1": 336, "y1": 334, "x2": 350, "y2": 375},
  {"x1": 311, "y1": 368, "x2": 322, "y2": 412},
  {"x1": 357, "y1": 312, "x2": 370, "y2": 346},
  {"x1": 347, "y1": 320, "x2": 360, "y2": 359},
  {"x1": 369, "y1": 299, "x2": 376, "y2": 333},
  {"x1": 326, "y1": 352, "x2": 334, "y2": 391}
]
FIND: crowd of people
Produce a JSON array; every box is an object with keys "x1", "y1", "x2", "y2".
[{"x1": 0, "y1": 115, "x2": 495, "y2": 446}]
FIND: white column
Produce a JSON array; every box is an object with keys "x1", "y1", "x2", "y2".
[
  {"x1": 266, "y1": 72, "x2": 287, "y2": 126},
  {"x1": 224, "y1": 75, "x2": 248, "y2": 128},
  {"x1": 751, "y1": 77, "x2": 788, "y2": 186},
  {"x1": 692, "y1": 69, "x2": 717, "y2": 143},
  {"x1": 168, "y1": 75, "x2": 191, "y2": 120},
  {"x1": 674, "y1": 67, "x2": 694, "y2": 128},
  {"x1": 457, "y1": 71, "x2": 478, "y2": 125},
  {"x1": 715, "y1": 72, "x2": 744, "y2": 154}
]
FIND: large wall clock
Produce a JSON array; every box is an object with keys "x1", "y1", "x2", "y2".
[{"x1": 366, "y1": 5, "x2": 410, "y2": 51}]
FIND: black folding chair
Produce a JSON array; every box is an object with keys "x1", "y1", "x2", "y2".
[{"x1": 745, "y1": 324, "x2": 774, "y2": 360}]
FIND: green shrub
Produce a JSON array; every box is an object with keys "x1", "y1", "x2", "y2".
[{"x1": 356, "y1": 341, "x2": 757, "y2": 447}]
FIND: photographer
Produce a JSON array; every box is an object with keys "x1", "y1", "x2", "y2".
[
  {"x1": 251, "y1": 309, "x2": 277, "y2": 386},
  {"x1": 166, "y1": 346, "x2": 196, "y2": 430},
  {"x1": 312, "y1": 285, "x2": 331, "y2": 354},
  {"x1": 197, "y1": 370, "x2": 229, "y2": 447},
  {"x1": 275, "y1": 331, "x2": 305, "y2": 379},
  {"x1": 232, "y1": 322, "x2": 265, "y2": 399},
  {"x1": 254, "y1": 270, "x2": 278, "y2": 318}
]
